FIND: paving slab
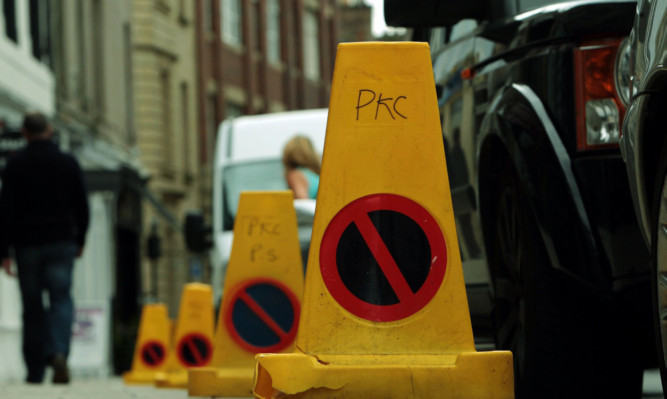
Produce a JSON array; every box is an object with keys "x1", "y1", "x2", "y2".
[{"x1": 0, "y1": 377, "x2": 247, "y2": 399}]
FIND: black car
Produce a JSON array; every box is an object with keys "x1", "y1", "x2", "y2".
[{"x1": 386, "y1": 0, "x2": 654, "y2": 397}]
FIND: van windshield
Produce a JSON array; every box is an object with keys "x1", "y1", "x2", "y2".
[
  {"x1": 221, "y1": 159, "x2": 288, "y2": 230},
  {"x1": 519, "y1": 0, "x2": 631, "y2": 13}
]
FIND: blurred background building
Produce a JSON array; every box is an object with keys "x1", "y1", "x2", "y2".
[
  {"x1": 0, "y1": 0, "x2": 378, "y2": 380},
  {"x1": 338, "y1": 0, "x2": 371, "y2": 42},
  {"x1": 130, "y1": 0, "x2": 202, "y2": 330},
  {"x1": 195, "y1": 0, "x2": 341, "y2": 237},
  {"x1": 50, "y1": 0, "x2": 146, "y2": 375}
]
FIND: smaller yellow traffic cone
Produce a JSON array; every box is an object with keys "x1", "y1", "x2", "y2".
[
  {"x1": 154, "y1": 283, "x2": 215, "y2": 389},
  {"x1": 122, "y1": 303, "x2": 171, "y2": 384},
  {"x1": 189, "y1": 191, "x2": 304, "y2": 397}
]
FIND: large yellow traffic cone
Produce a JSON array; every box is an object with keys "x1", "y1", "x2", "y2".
[
  {"x1": 189, "y1": 191, "x2": 304, "y2": 397},
  {"x1": 253, "y1": 42, "x2": 514, "y2": 399},
  {"x1": 122, "y1": 303, "x2": 171, "y2": 384},
  {"x1": 154, "y1": 283, "x2": 215, "y2": 389}
]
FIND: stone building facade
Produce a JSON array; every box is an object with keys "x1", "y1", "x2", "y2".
[
  {"x1": 0, "y1": 0, "x2": 373, "y2": 380},
  {"x1": 131, "y1": 0, "x2": 203, "y2": 315},
  {"x1": 47, "y1": 0, "x2": 205, "y2": 374},
  {"x1": 49, "y1": 0, "x2": 147, "y2": 375}
]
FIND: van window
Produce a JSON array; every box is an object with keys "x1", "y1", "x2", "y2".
[
  {"x1": 221, "y1": 159, "x2": 288, "y2": 230},
  {"x1": 450, "y1": 20, "x2": 478, "y2": 42},
  {"x1": 430, "y1": 28, "x2": 447, "y2": 54},
  {"x1": 430, "y1": 20, "x2": 478, "y2": 53},
  {"x1": 518, "y1": 0, "x2": 630, "y2": 13}
]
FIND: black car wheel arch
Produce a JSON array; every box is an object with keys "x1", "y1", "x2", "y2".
[
  {"x1": 650, "y1": 142, "x2": 667, "y2": 389},
  {"x1": 489, "y1": 162, "x2": 645, "y2": 398},
  {"x1": 477, "y1": 85, "x2": 606, "y2": 289}
]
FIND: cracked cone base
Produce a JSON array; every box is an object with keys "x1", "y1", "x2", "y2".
[
  {"x1": 154, "y1": 371, "x2": 188, "y2": 389},
  {"x1": 123, "y1": 371, "x2": 163, "y2": 385},
  {"x1": 254, "y1": 352, "x2": 513, "y2": 399},
  {"x1": 188, "y1": 367, "x2": 255, "y2": 397}
]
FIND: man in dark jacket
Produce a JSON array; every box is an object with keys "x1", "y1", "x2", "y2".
[{"x1": 0, "y1": 113, "x2": 89, "y2": 384}]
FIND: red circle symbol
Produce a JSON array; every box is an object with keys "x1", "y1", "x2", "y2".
[
  {"x1": 176, "y1": 332, "x2": 213, "y2": 367},
  {"x1": 320, "y1": 193, "x2": 447, "y2": 322},
  {"x1": 224, "y1": 277, "x2": 300, "y2": 353},
  {"x1": 139, "y1": 340, "x2": 166, "y2": 368}
]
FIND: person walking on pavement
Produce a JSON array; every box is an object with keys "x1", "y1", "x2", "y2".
[{"x1": 0, "y1": 112, "x2": 89, "y2": 384}]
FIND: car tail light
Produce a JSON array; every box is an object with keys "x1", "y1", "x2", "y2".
[{"x1": 574, "y1": 38, "x2": 626, "y2": 151}]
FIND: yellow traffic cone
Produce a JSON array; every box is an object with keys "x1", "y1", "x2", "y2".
[
  {"x1": 154, "y1": 283, "x2": 215, "y2": 389},
  {"x1": 122, "y1": 303, "x2": 171, "y2": 384},
  {"x1": 189, "y1": 191, "x2": 304, "y2": 397},
  {"x1": 253, "y1": 42, "x2": 514, "y2": 399}
]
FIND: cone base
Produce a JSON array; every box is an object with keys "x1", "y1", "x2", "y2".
[
  {"x1": 254, "y1": 351, "x2": 514, "y2": 399},
  {"x1": 122, "y1": 370, "x2": 162, "y2": 385},
  {"x1": 154, "y1": 371, "x2": 188, "y2": 389},
  {"x1": 188, "y1": 366, "x2": 255, "y2": 397}
]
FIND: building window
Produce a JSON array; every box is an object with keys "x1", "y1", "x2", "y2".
[
  {"x1": 202, "y1": 0, "x2": 213, "y2": 32},
  {"x1": 429, "y1": 28, "x2": 446, "y2": 54},
  {"x1": 303, "y1": 11, "x2": 320, "y2": 81},
  {"x1": 205, "y1": 95, "x2": 218, "y2": 162},
  {"x1": 161, "y1": 70, "x2": 173, "y2": 168},
  {"x1": 178, "y1": 0, "x2": 190, "y2": 22},
  {"x1": 155, "y1": 0, "x2": 172, "y2": 14},
  {"x1": 29, "y1": 0, "x2": 50, "y2": 65},
  {"x1": 289, "y1": 5, "x2": 299, "y2": 67},
  {"x1": 76, "y1": 1, "x2": 87, "y2": 108},
  {"x1": 92, "y1": 0, "x2": 104, "y2": 115},
  {"x1": 124, "y1": 23, "x2": 135, "y2": 145},
  {"x1": 226, "y1": 102, "x2": 244, "y2": 118},
  {"x1": 181, "y1": 83, "x2": 191, "y2": 175},
  {"x1": 266, "y1": 0, "x2": 280, "y2": 64},
  {"x1": 221, "y1": 0, "x2": 242, "y2": 46},
  {"x1": 250, "y1": 0, "x2": 260, "y2": 51},
  {"x1": 3, "y1": 0, "x2": 17, "y2": 43}
]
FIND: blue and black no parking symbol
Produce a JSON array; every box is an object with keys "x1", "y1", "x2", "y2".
[{"x1": 224, "y1": 277, "x2": 300, "y2": 353}]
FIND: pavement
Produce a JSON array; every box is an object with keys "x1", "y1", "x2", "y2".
[
  {"x1": 644, "y1": 369, "x2": 665, "y2": 398},
  {"x1": 0, "y1": 370, "x2": 664, "y2": 398},
  {"x1": 2, "y1": 378, "x2": 194, "y2": 399}
]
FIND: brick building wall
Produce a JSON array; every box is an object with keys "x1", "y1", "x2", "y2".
[
  {"x1": 339, "y1": 2, "x2": 372, "y2": 43},
  {"x1": 196, "y1": 0, "x2": 339, "y2": 163}
]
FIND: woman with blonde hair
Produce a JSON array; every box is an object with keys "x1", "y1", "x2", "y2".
[{"x1": 282, "y1": 135, "x2": 321, "y2": 199}]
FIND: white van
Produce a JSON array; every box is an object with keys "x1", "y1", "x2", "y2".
[{"x1": 191, "y1": 109, "x2": 328, "y2": 305}]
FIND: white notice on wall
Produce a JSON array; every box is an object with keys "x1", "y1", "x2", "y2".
[{"x1": 69, "y1": 301, "x2": 110, "y2": 377}]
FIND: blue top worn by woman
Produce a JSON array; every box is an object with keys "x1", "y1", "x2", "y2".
[{"x1": 300, "y1": 167, "x2": 319, "y2": 199}]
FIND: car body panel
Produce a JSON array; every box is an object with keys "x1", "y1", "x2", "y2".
[
  {"x1": 619, "y1": 0, "x2": 667, "y2": 384},
  {"x1": 419, "y1": 3, "x2": 654, "y2": 365},
  {"x1": 478, "y1": 83, "x2": 606, "y2": 288},
  {"x1": 622, "y1": 0, "x2": 667, "y2": 245},
  {"x1": 431, "y1": 0, "x2": 648, "y2": 295}
]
